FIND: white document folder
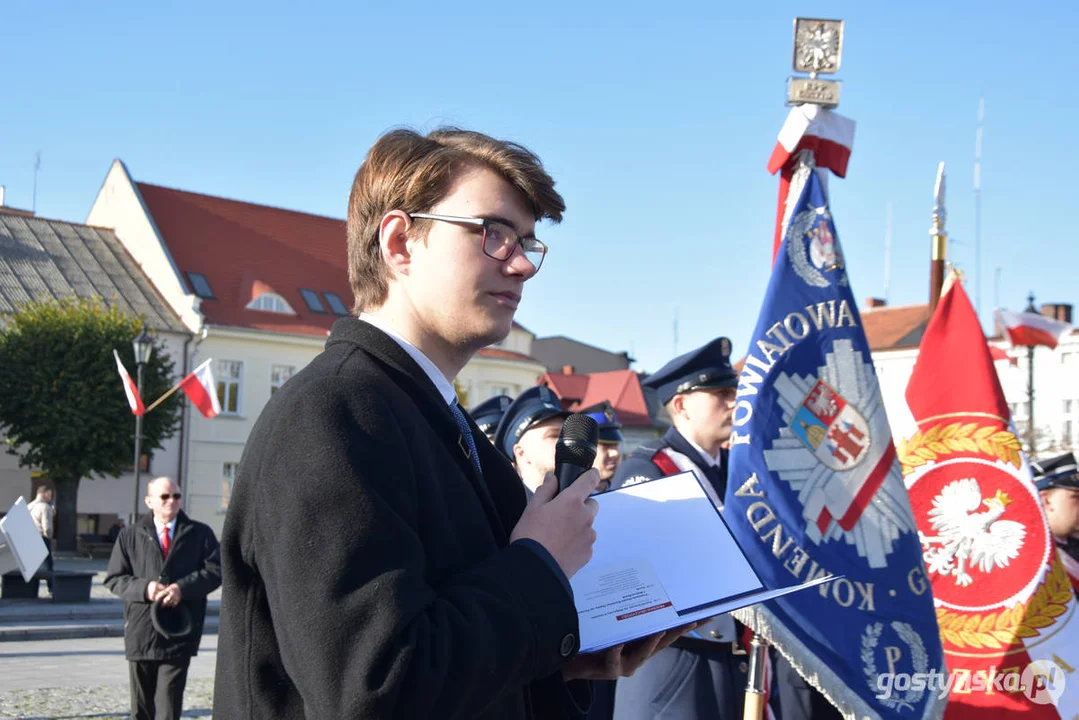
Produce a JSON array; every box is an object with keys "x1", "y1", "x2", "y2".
[{"x1": 572, "y1": 471, "x2": 831, "y2": 653}]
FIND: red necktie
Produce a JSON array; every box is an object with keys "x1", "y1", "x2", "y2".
[{"x1": 161, "y1": 526, "x2": 170, "y2": 558}]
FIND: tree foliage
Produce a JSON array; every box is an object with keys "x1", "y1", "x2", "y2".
[{"x1": 0, "y1": 298, "x2": 183, "y2": 550}]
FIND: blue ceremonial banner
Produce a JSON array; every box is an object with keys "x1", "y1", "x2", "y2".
[{"x1": 725, "y1": 160, "x2": 946, "y2": 720}]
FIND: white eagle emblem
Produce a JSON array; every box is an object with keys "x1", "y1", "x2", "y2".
[{"x1": 919, "y1": 478, "x2": 1027, "y2": 587}]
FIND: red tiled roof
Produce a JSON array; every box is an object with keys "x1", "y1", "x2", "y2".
[
  {"x1": 541, "y1": 373, "x2": 590, "y2": 404},
  {"x1": 137, "y1": 183, "x2": 352, "y2": 336},
  {"x1": 477, "y1": 348, "x2": 541, "y2": 363},
  {"x1": 541, "y1": 369, "x2": 652, "y2": 427},
  {"x1": 862, "y1": 304, "x2": 931, "y2": 350}
]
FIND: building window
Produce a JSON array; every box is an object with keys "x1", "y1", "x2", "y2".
[
  {"x1": 1066, "y1": 399, "x2": 1073, "y2": 414},
  {"x1": 299, "y1": 289, "x2": 326, "y2": 313},
  {"x1": 1064, "y1": 420, "x2": 1073, "y2": 447},
  {"x1": 186, "y1": 272, "x2": 215, "y2": 299},
  {"x1": 247, "y1": 292, "x2": 295, "y2": 314},
  {"x1": 271, "y1": 364, "x2": 295, "y2": 395},
  {"x1": 323, "y1": 292, "x2": 350, "y2": 316},
  {"x1": 221, "y1": 462, "x2": 238, "y2": 512},
  {"x1": 216, "y1": 360, "x2": 243, "y2": 415},
  {"x1": 491, "y1": 385, "x2": 511, "y2": 398}
]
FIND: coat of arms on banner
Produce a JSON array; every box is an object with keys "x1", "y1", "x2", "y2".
[
  {"x1": 763, "y1": 339, "x2": 915, "y2": 569},
  {"x1": 787, "y1": 204, "x2": 849, "y2": 288}
]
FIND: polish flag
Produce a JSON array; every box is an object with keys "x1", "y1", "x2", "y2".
[
  {"x1": 995, "y1": 309, "x2": 1073, "y2": 349},
  {"x1": 178, "y1": 359, "x2": 221, "y2": 418},
  {"x1": 988, "y1": 344, "x2": 1018, "y2": 367},
  {"x1": 113, "y1": 350, "x2": 145, "y2": 416},
  {"x1": 766, "y1": 104, "x2": 856, "y2": 177},
  {"x1": 767, "y1": 104, "x2": 855, "y2": 261}
]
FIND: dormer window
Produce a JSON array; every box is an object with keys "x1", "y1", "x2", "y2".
[
  {"x1": 246, "y1": 292, "x2": 296, "y2": 314},
  {"x1": 299, "y1": 289, "x2": 327, "y2": 313},
  {"x1": 323, "y1": 292, "x2": 350, "y2": 316},
  {"x1": 186, "y1": 272, "x2": 215, "y2": 299}
]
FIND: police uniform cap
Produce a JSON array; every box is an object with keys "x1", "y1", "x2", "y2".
[
  {"x1": 642, "y1": 337, "x2": 737, "y2": 406},
  {"x1": 579, "y1": 401, "x2": 624, "y2": 444},
  {"x1": 1032, "y1": 452, "x2": 1079, "y2": 492},
  {"x1": 470, "y1": 395, "x2": 513, "y2": 436},
  {"x1": 493, "y1": 386, "x2": 570, "y2": 460}
]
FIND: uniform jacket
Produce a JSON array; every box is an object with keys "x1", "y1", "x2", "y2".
[
  {"x1": 613, "y1": 427, "x2": 728, "y2": 501},
  {"x1": 612, "y1": 427, "x2": 736, "y2": 645},
  {"x1": 213, "y1": 318, "x2": 586, "y2": 720},
  {"x1": 104, "y1": 511, "x2": 221, "y2": 661}
]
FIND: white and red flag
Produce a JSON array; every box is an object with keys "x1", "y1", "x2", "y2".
[
  {"x1": 995, "y1": 309, "x2": 1073, "y2": 350},
  {"x1": 178, "y1": 359, "x2": 221, "y2": 418},
  {"x1": 113, "y1": 349, "x2": 145, "y2": 416},
  {"x1": 766, "y1": 104, "x2": 855, "y2": 261},
  {"x1": 899, "y1": 275, "x2": 1076, "y2": 717}
]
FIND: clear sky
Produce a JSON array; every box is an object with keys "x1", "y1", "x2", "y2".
[{"x1": 3, "y1": 1, "x2": 1076, "y2": 373}]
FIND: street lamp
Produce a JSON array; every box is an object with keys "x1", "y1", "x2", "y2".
[{"x1": 131, "y1": 329, "x2": 154, "y2": 525}]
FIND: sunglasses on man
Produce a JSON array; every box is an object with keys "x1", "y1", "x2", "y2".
[{"x1": 158, "y1": 493, "x2": 182, "y2": 501}]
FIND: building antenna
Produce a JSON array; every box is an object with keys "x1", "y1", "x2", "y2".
[
  {"x1": 32, "y1": 152, "x2": 41, "y2": 213},
  {"x1": 994, "y1": 265, "x2": 1002, "y2": 310},
  {"x1": 974, "y1": 98, "x2": 984, "y2": 323},
  {"x1": 673, "y1": 307, "x2": 679, "y2": 357},
  {"x1": 884, "y1": 200, "x2": 893, "y2": 304}
]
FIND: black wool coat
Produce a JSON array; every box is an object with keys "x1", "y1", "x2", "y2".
[
  {"x1": 213, "y1": 319, "x2": 586, "y2": 720},
  {"x1": 104, "y1": 511, "x2": 222, "y2": 661}
]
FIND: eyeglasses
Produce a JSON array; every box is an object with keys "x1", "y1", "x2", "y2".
[
  {"x1": 158, "y1": 493, "x2": 182, "y2": 501},
  {"x1": 408, "y1": 213, "x2": 547, "y2": 272}
]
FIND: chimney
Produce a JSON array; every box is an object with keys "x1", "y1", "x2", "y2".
[
  {"x1": 0, "y1": 186, "x2": 5, "y2": 207},
  {"x1": 865, "y1": 297, "x2": 887, "y2": 309},
  {"x1": 1040, "y1": 303, "x2": 1073, "y2": 325},
  {"x1": 561, "y1": 365, "x2": 575, "y2": 375}
]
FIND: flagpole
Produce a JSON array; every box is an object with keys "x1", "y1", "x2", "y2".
[
  {"x1": 144, "y1": 379, "x2": 185, "y2": 414},
  {"x1": 1025, "y1": 292, "x2": 1037, "y2": 453},
  {"x1": 746, "y1": 17, "x2": 847, "y2": 719},
  {"x1": 742, "y1": 634, "x2": 769, "y2": 720}
]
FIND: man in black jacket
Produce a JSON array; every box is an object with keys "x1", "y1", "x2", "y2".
[
  {"x1": 105, "y1": 476, "x2": 221, "y2": 720},
  {"x1": 213, "y1": 127, "x2": 688, "y2": 720}
]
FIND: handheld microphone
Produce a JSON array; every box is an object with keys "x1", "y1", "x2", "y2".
[{"x1": 555, "y1": 413, "x2": 599, "y2": 494}]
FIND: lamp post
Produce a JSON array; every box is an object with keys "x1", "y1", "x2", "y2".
[
  {"x1": 131, "y1": 329, "x2": 154, "y2": 525},
  {"x1": 1024, "y1": 293, "x2": 1037, "y2": 454}
]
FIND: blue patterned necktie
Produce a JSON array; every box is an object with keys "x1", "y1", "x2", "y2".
[{"x1": 451, "y1": 402, "x2": 482, "y2": 477}]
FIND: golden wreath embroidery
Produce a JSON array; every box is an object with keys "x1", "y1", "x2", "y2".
[
  {"x1": 898, "y1": 422, "x2": 1023, "y2": 475},
  {"x1": 933, "y1": 560, "x2": 1073, "y2": 650}
]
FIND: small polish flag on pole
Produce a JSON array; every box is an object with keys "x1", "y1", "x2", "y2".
[
  {"x1": 113, "y1": 350, "x2": 145, "y2": 416},
  {"x1": 178, "y1": 359, "x2": 221, "y2": 418},
  {"x1": 995, "y1": 308, "x2": 1073, "y2": 349}
]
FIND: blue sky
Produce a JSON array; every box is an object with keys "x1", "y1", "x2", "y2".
[{"x1": 3, "y1": 1, "x2": 1076, "y2": 372}]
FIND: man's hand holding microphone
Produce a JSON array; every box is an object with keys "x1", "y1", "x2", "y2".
[{"x1": 509, "y1": 413, "x2": 701, "y2": 680}]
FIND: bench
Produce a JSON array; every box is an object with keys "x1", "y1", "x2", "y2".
[
  {"x1": 1, "y1": 570, "x2": 96, "y2": 603},
  {"x1": 77, "y1": 534, "x2": 116, "y2": 559}
]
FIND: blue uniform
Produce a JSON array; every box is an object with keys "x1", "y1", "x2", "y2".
[{"x1": 611, "y1": 426, "x2": 750, "y2": 720}]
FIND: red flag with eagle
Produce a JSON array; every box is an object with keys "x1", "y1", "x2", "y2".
[{"x1": 897, "y1": 274, "x2": 1077, "y2": 717}]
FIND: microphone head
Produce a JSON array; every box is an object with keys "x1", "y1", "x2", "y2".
[{"x1": 555, "y1": 413, "x2": 599, "y2": 468}]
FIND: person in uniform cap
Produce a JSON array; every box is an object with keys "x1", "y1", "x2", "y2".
[
  {"x1": 470, "y1": 394, "x2": 513, "y2": 444},
  {"x1": 1033, "y1": 452, "x2": 1079, "y2": 590},
  {"x1": 579, "y1": 401, "x2": 623, "y2": 493},
  {"x1": 495, "y1": 386, "x2": 571, "y2": 496},
  {"x1": 610, "y1": 336, "x2": 763, "y2": 720}
]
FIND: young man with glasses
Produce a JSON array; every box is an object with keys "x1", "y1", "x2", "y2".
[
  {"x1": 214, "y1": 128, "x2": 691, "y2": 720},
  {"x1": 105, "y1": 476, "x2": 221, "y2": 720}
]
